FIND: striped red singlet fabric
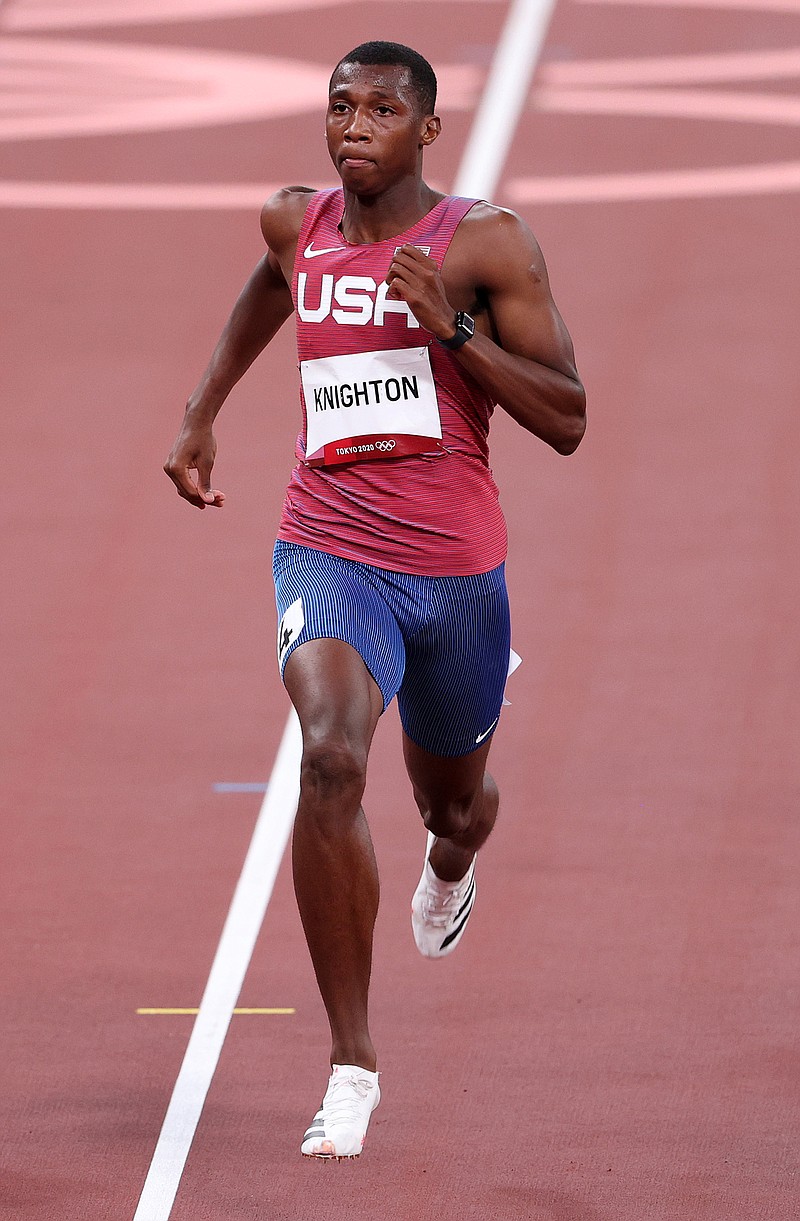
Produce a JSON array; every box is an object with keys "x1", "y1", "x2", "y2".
[{"x1": 276, "y1": 187, "x2": 508, "y2": 577}]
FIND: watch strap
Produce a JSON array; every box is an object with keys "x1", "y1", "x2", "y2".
[{"x1": 437, "y1": 311, "x2": 475, "y2": 350}]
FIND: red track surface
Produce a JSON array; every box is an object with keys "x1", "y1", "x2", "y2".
[{"x1": 2, "y1": 2, "x2": 798, "y2": 1218}]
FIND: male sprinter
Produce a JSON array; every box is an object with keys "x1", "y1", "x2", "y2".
[{"x1": 165, "y1": 41, "x2": 585, "y2": 1159}]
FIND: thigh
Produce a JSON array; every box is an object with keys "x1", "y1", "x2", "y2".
[
  {"x1": 397, "y1": 564, "x2": 511, "y2": 757},
  {"x1": 284, "y1": 637, "x2": 384, "y2": 758},
  {"x1": 273, "y1": 541, "x2": 406, "y2": 712}
]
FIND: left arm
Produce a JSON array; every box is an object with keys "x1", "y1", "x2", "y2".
[{"x1": 386, "y1": 207, "x2": 586, "y2": 455}]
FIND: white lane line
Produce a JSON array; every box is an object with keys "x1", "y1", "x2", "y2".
[
  {"x1": 3, "y1": 0, "x2": 502, "y2": 33},
  {"x1": 580, "y1": 0, "x2": 800, "y2": 11},
  {"x1": 453, "y1": 0, "x2": 558, "y2": 199},
  {"x1": 132, "y1": 711, "x2": 301, "y2": 1221},
  {"x1": 132, "y1": 3, "x2": 553, "y2": 1216},
  {"x1": 535, "y1": 86, "x2": 800, "y2": 126},
  {"x1": 539, "y1": 46, "x2": 800, "y2": 87},
  {"x1": 0, "y1": 182, "x2": 282, "y2": 209},
  {"x1": 506, "y1": 160, "x2": 800, "y2": 202}
]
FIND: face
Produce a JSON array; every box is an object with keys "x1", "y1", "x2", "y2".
[{"x1": 326, "y1": 62, "x2": 440, "y2": 192}]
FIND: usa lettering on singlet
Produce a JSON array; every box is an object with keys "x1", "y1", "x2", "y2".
[{"x1": 278, "y1": 189, "x2": 509, "y2": 578}]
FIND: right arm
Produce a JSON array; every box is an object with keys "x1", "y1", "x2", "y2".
[{"x1": 164, "y1": 187, "x2": 311, "y2": 509}]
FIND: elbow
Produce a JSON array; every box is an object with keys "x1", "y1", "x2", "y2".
[
  {"x1": 553, "y1": 418, "x2": 585, "y2": 455},
  {"x1": 552, "y1": 388, "x2": 586, "y2": 455}
]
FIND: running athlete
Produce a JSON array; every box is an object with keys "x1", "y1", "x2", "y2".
[{"x1": 165, "y1": 41, "x2": 585, "y2": 1160}]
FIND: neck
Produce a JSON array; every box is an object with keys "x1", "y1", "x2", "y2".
[{"x1": 338, "y1": 176, "x2": 442, "y2": 244}]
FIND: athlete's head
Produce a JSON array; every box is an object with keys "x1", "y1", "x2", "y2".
[
  {"x1": 327, "y1": 41, "x2": 441, "y2": 187},
  {"x1": 331, "y1": 42, "x2": 437, "y2": 117}
]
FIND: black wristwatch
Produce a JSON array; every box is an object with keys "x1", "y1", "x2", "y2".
[{"x1": 437, "y1": 311, "x2": 475, "y2": 350}]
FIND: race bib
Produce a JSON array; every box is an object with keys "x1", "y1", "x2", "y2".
[{"x1": 301, "y1": 346, "x2": 443, "y2": 467}]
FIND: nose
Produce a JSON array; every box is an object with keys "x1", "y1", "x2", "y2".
[{"x1": 344, "y1": 107, "x2": 370, "y2": 142}]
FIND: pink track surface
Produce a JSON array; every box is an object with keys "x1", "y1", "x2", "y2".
[{"x1": 2, "y1": 2, "x2": 798, "y2": 1218}]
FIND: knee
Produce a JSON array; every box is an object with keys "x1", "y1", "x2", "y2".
[
  {"x1": 422, "y1": 796, "x2": 474, "y2": 839},
  {"x1": 420, "y1": 773, "x2": 498, "y2": 840},
  {"x1": 299, "y1": 737, "x2": 368, "y2": 810}
]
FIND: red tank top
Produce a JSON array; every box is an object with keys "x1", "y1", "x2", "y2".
[{"x1": 276, "y1": 188, "x2": 507, "y2": 576}]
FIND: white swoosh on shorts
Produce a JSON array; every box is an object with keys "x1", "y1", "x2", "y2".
[
  {"x1": 475, "y1": 716, "x2": 500, "y2": 745},
  {"x1": 303, "y1": 242, "x2": 346, "y2": 259}
]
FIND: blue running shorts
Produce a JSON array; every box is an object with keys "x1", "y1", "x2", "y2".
[{"x1": 273, "y1": 541, "x2": 511, "y2": 758}]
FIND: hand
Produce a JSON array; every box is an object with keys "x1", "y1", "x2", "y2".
[
  {"x1": 164, "y1": 424, "x2": 225, "y2": 509},
  {"x1": 385, "y1": 245, "x2": 456, "y2": 340}
]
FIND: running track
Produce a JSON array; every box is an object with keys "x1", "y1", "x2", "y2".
[{"x1": 2, "y1": 1, "x2": 798, "y2": 1218}]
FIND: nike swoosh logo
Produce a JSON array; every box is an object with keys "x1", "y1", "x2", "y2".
[
  {"x1": 475, "y1": 717, "x2": 499, "y2": 745},
  {"x1": 303, "y1": 243, "x2": 346, "y2": 259}
]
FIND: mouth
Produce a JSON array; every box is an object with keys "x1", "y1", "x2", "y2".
[{"x1": 340, "y1": 156, "x2": 374, "y2": 169}]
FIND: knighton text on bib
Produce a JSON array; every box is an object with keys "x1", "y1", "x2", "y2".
[{"x1": 301, "y1": 346, "x2": 443, "y2": 467}]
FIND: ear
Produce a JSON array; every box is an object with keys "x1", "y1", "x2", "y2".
[{"x1": 419, "y1": 114, "x2": 441, "y2": 148}]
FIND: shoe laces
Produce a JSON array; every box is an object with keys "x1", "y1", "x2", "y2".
[
  {"x1": 324, "y1": 1073, "x2": 374, "y2": 1125},
  {"x1": 421, "y1": 869, "x2": 472, "y2": 926}
]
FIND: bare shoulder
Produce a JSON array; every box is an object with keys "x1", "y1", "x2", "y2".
[
  {"x1": 260, "y1": 186, "x2": 317, "y2": 255},
  {"x1": 458, "y1": 201, "x2": 540, "y2": 247},
  {"x1": 454, "y1": 201, "x2": 548, "y2": 287}
]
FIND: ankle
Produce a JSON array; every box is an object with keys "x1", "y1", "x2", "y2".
[
  {"x1": 330, "y1": 1044, "x2": 377, "y2": 1073},
  {"x1": 429, "y1": 839, "x2": 475, "y2": 883}
]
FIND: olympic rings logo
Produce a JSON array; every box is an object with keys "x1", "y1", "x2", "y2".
[{"x1": 375, "y1": 440, "x2": 396, "y2": 452}]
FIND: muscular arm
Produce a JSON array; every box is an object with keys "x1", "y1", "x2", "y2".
[
  {"x1": 164, "y1": 187, "x2": 310, "y2": 508},
  {"x1": 387, "y1": 206, "x2": 586, "y2": 455}
]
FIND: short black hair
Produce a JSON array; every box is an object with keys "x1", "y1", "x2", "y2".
[{"x1": 331, "y1": 41, "x2": 437, "y2": 115}]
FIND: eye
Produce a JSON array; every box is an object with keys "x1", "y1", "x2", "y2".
[
  {"x1": 330, "y1": 102, "x2": 349, "y2": 114},
  {"x1": 376, "y1": 105, "x2": 395, "y2": 116}
]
